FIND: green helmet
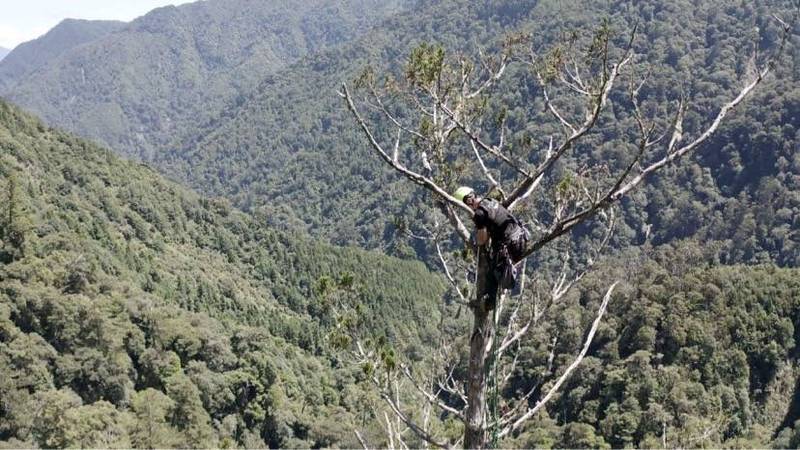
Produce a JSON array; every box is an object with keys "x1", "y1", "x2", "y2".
[{"x1": 453, "y1": 186, "x2": 475, "y2": 204}]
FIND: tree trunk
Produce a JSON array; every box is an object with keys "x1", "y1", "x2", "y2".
[{"x1": 464, "y1": 244, "x2": 494, "y2": 449}]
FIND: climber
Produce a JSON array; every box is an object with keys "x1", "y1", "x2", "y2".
[{"x1": 454, "y1": 186, "x2": 528, "y2": 307}]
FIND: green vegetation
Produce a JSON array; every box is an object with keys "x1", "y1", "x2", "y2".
[
  {"x1": 0, "y1": 0, "x2": 407, "y2": 161},
  {"x1": 0, "y1": 100, "x2": 446, "y2": 448},
  {"x1": 0, "y1": 19, "x2": 125, "y2": 93},
  {"x1": 0, "y1": 0, "x2": 798, "y2": 447},
  {"x1": 3, "y1": 1, "x2": 796, "y2": 264},
  {"x1": 497, "y1": 253, "x2": 800, "y2": 448},
  {"x1": 166, "y1": 0, "x2": 799, "y2": 265}
]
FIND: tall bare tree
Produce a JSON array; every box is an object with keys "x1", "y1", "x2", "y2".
[{"x1": 339, "y1": 15, "x2": 792, "y2": 449}]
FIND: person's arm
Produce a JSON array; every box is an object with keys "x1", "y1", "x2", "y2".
[
  {"x1": 476, "y1": 227, "x2": 489, "y2": 246},
  {"x1": 473, "y1": 207, "x2": 490, "y2": 246}
]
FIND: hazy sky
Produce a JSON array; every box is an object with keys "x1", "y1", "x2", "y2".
[{"x1": 0, "y1": 0, "x2": 195, "y2": 49}]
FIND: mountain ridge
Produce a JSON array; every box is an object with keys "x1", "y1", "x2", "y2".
[
  {"x1": 151, "y1": 0, "x2": 799, "y2": 265},
  {"x1": 0, "y1": 0, "x2": 410, "y2": 159},
  {"x1": 0, "y1": 18, "x2": 125, "y2": 92}
]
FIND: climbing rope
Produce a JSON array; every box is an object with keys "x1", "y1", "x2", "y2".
[{"x1": 488, "y1": 296, "x2": 501, "y2": 448}]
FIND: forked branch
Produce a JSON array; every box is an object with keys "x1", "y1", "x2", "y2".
[
  {"x1": 518, "y1": 23, "x2": 787, "y2": 261},
  {"x1": 498, "y1": 282, "x2": 618, "y2": 437},
  {"x1": 339, "y1": 83, "x2": 472, "y2": 216}
]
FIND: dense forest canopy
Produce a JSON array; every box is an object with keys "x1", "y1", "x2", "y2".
[
  {"x1": 3, "y1": 102, "x2": 799, "y2": 447},
  {"x1": 0, "y1": 100, "x2": 446, "y2": 448},
  {"x1": 496, "y1": 256, "x2": 800, "y2": 448},
  {"x1": 0, "y1": 0, "x2": 798, "y2": 448},
  {"x1": 46, "y1": 0, "x2": 798, "y2": 267},
  {"x1": 0, "y1": 1, "x2": 797, "y2": 265}
]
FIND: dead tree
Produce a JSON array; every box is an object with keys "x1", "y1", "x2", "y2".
[{"x1": 339, "y1": 16, "x2": 791, "y2": 449}]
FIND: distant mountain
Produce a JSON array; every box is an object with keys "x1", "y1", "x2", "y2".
[
  {"x1": 159, "y1": 0, "x2": 800, "y2": 264},
  {"x1": 0, "y1": 19, "x2": 124, "y2": 91},
  {"x1": 0, "y1": 0, "x2": 409, "y2": 160},
  {"x1": 0, "y1": 47, "x2": 9, "y2": 61},
  {"x1": 0, "y1": 98, "x2": 445, "y2": 447},
  {"x1": 165, "y1": 0, "x2": 550, "y2": 250},
  {"x1": 1, "y1": 0, "x2": 797, "y2": 267}
]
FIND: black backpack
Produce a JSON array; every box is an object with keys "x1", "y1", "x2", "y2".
[{"x1": 498, "y1": 216, "x2": 530, "y2": 290}]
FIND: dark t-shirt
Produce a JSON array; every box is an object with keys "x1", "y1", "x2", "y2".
[{"x1": 473, "y1": 198, "x2": 514, "y2": 247}]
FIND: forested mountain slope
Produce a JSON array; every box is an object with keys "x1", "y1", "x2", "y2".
[
  {"x1": 0, "y1": 19, "x2": 125, "y2": 92},
  {"x1": 0, "y1": 0, "x2": 409, "y2": 160},
  {"x1": 0, "y1": 48, "x2": 9, "y2": 62},
  {"x1": 163, "y1": 0, "x2": 799, "y2": 265},
  {"x1": 0, "y1": 0, "x2": 798, "y2": 448},
  {"x1": 0, "y1": 100, "x2": 445, "y2": 448},
  {"x1": 499, "y1": 251, "x2": 800, "y2": 448},
  {"x1": 1, "y1": 92, "x2": 799, "y2": 448},
  {"x1": 1, "y1": 1, "x2": 796, "y2": 265},
  {"x1": 2, "y1": 99, "x2": 800, "y2": 448}
]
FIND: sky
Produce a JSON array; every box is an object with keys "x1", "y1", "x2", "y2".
[{"x1": 0, "y1": 0, "x2": 195, "y2": 49}]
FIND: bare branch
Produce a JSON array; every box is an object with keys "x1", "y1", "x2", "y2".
[
  {"x1": 504, "y1": 40, "x2": 635, "y2": 210},
  {"x1": 352, "y1": 342, "x2": 451, "y2": 448},
  {"x1": 665, "y1": 98, "x2": 686, "y2": 154},
  {"x1": 354, "y1": 429, "x2": 370, "y2": 450},
  {"x1": 558, "y1": 71, "x2": 593, "y2": 95},
  {"x1": 613, "y1": 64, "x2": 770, "y2": 201},
  {"x1": 439, "y1": 202, "x2": 472, "y2": 244},
  {"x1": 384, "y1": 412, "x2": 396, "y2": 450},
  {"x1": 401, "y1": 365, "x2": 466, "y2": 421},
  {"x1": 499, "y1": 282, "x2": 618, "y2": 437},
  {"x1": 340, "y1": 83, "x2": 472, "y2": 215},
  {"x1": 497, "y1": 314, "x2": 531, "y2": 356},
  {"x1": 613, "y1": 13, "x2": 792, "y2": 201},
  {"x1": 546, "y1": 332, "x2": 559, "y2": 374},
  {"x1": 376, "y1": 386, "x2": 452, "y2": 449},
  {"x1": 438, "y1": 379, "x2": 468, "y2": 407},
  {"x1": 368, "y1": 84, "x2": 429, "y2": 142},
  {"x1": 537, "y1": 71, "x2": 578, "y2": 135},
  {"x1": 466, "y1": 53, "x2": 510, "y2": 99},
  {"x1": 435, "y1": 238, "x2": 469, "y2": 304},
  {"x1": 438, "y1": 102, "x2": 533, "y2": 178},
  {"x1": 505, "y1": 137, "x2": 552, "y2": 211},
  {"x1": 470, "y1": 140, "x2": 507, "y2": 199},
  {"x1": 501, "y1": 349, "x2": 521, "y2": 386}
]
